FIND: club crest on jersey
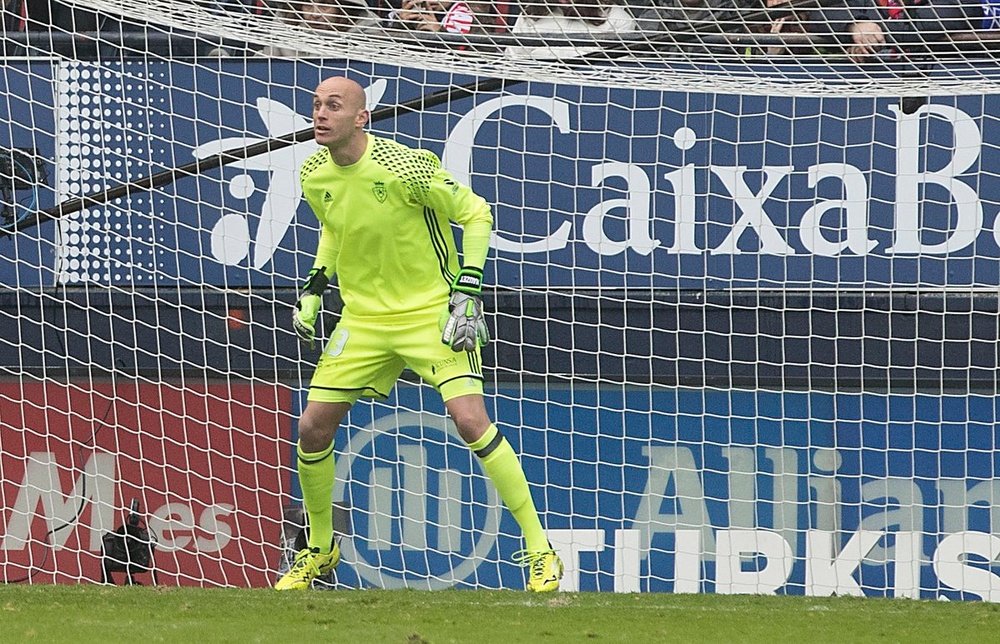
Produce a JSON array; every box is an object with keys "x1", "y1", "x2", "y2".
[{"x1": 372, "y1": 181, "x2": 387, "y2": 203}]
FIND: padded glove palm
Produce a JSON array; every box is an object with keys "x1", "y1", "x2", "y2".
[{"x1": 441, "y1": 267, "x2": 490, "y2": 353}]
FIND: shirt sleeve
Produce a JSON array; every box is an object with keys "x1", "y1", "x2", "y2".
[
  {"x1": 313, "y1": 223, "x2": 339, "y2": 280},
  {"x1": 419, "y1": 165, "x2": 494, "y2": 272},
  {"x1": 303, "y1": 187, "x2": 339, "y2": 281}
]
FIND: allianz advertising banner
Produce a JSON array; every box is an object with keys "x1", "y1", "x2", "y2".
[
  {"x1": 0, "y1": 59, "x2": 999, "y2": 289},
  {"x1": 325, "y1": 384, "x2": 1000, "y2": 599}
]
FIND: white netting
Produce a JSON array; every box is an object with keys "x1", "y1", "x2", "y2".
[
  {"x1": 52, "y1": 0, "x2": 1000, "y2": 96},
  {"x1": 0, "y1": 0, "x2": 999, "y2": 599}
]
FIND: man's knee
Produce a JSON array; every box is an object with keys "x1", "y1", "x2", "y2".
[
  {"x1": 298, "y1": 415, "x2": 331, "y2": 450},
  {"x1": 446, "y1": 395, "x2": 491, "y2": 443},
  {"x1": 298, "y1": 403, "x2": 349, "y2": 452}
]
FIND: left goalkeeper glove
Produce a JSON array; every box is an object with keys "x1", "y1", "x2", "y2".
[
  {"x1": 441, "y1": 266, "x2": 490, "y2": 353},
  {"x1": 292, "y1": 266, "x2": 329, "y2": 349}
]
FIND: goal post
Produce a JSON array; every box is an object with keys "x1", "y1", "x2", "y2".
[{"x1": 2, "y1": 0, "x2": 1000, "y2": 598}]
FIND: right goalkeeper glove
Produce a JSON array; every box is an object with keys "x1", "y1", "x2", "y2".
[
  {"x1": 292, "y1": 267, "x2": 329, "y2": 349},
  {"x1": 440, "y1": 266, "x2": 490, "y2": 353}
]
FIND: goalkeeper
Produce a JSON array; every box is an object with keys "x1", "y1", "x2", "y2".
[{"x1": 275, "y1": 76, "x2": 563, "y2": 593}]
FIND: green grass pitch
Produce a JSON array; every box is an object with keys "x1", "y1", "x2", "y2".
[{"x1": 1, "y1": 585, "x2": 997, "y2": 643}]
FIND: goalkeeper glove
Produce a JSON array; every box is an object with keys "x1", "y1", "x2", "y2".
[
  {"x1": 293, "y1": 267, "x2": 329, "y2": 349},
  {"x1": 441, "y1": 266, "x2": 490, "y2": 353}
]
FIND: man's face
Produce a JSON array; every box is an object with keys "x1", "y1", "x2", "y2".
[
  {"x1": 312, "y1": 82, "x2": 366, "y2": 148},
  {"x1": 300, "y1": 1, "x2": 352, "y2": 31}
]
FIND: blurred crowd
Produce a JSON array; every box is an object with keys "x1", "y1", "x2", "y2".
[{"x1": 1, "y1": 0, "x2": 998, "y2": 63}]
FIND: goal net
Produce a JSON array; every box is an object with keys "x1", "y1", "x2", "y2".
[{"x1": 2, "y1": 0, "x2": 999, "y2": 598}]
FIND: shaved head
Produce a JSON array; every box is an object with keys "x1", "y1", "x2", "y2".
[{"x1": 315, "y1": 76, "x2": 367, "y2": 112}]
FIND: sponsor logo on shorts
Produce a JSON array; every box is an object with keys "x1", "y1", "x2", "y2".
[{"x1": 431, "y1": 356, "x2": 458, "y2": 374}]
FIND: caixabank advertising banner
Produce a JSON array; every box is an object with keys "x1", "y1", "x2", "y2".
[{"x1": 1, "y1": 59, "x2": 999, "y2": 289}]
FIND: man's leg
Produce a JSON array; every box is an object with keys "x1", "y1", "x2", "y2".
[
  {"x1": 445, "y1": 393, "x2": 563, "y2": 592},
  {"x1": 275, "y1": 400, "x2": 352, "y2": 591},
  {"x1": 403, "y1": 314, "x2": 561, "y2": 590},
  {"x1": 298, "y1": 400, "x2": 352, "y2": 552}
]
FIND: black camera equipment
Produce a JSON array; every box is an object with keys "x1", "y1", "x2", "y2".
[
  {"x1": 101, "y1": 499, "x2": 156, "y2": 585},
  {"x1": 0, "y1": 147, "x2": 46, "y2": 233}
]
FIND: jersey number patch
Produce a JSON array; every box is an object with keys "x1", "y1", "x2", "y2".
[{"x1": 325, "y1": 328, "x2": 350, "y2": 357}]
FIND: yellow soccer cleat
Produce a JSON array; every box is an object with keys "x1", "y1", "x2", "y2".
[
  {"x1": 513, "y1": 547, "x2": 564, "y2": 593},
  {"x1": 274, "y1": 544, "x2": 340, "y2": 591}
]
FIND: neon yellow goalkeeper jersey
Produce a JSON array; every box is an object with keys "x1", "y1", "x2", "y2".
[{"x1": 300, "y1": 134, "x2": 493, "y2": 318}]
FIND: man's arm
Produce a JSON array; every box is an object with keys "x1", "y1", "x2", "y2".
[
  {"x1": 423, "y1": 166, "x2": 494, "y2": 269},
  {"x1": 292, "y1": 205, "x2": 339, "y2": 348},
  {"x1": 312, "y1": 223, "x2": 340, "y2": 279},
  {"x1": 420, "y1": 166, "x2": 494, "y2": 352}
]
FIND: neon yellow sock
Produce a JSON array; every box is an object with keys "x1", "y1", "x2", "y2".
[
  {"x1": 297, "y1": 442, "x2": 335, "y2": 554},
  {"x1": 468, "y1": 424, "x2": 548, "y2": 552}
]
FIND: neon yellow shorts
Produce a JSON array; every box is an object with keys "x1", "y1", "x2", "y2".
[{"x1": 307, "y1": 310, "x2": 484, "y2": 404}]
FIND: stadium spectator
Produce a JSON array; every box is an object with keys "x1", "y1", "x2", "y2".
[
  {"x1": 195, "y1": 0, "x2": 273, "y2": 56},
  {"x1": 20, "y1": 0, "x2": 101, "y2": 56},
  {"x1": 1, "y1": 0, "x2": 27, "y2": 55},
  {"x1": 809, "y1": 0, "x2": 974, "y2": 62},
  {"x1": 505, "y1": 0, "x2": 639, "y2": 60},
  {"x1": 391, "y1": 0, "x2": 498, "y2": 41},
  {"x1": 750, "y1": 0, "x2": 826, "y2": 57},
  {"x1": 2, "y1": 0, "x2": 26, "y2": 30},
  {"x1": 17, "y1": 0, "x2": 208, "y2": 58},
  {"x1": 256, "y1": 0, "x2": 382, "y2": 56}
]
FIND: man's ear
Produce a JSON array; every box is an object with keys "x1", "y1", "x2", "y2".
[{"x1": 357, "y1": 109, "x2": 371, "y2": 127}]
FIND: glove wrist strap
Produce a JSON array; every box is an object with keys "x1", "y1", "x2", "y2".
[
  {"x1": 451, "y1": 266, "x2": 483, "y2": 296},
  {"x1": 303, "y1": 266, "x2": 330, "y2": 296}
]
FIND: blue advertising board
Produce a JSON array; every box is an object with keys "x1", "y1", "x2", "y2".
[
  {"x1": 1, "y1": 59, "x2": 999, "y2": 289},
  {"x1": 317, "y1": 383, "x2": 1000, "y2": 598}
]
